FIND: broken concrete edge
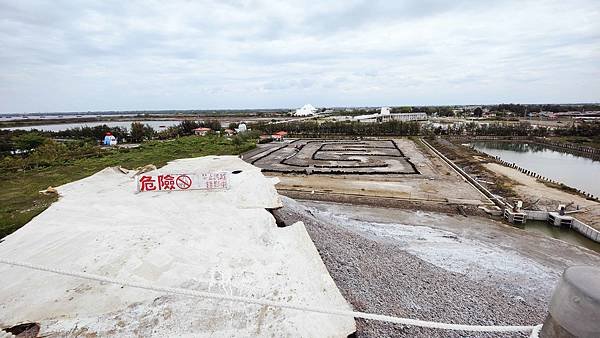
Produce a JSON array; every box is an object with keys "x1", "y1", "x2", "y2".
[{"x1": 4, "y1": 156, "x2": 357, "y2": 336}]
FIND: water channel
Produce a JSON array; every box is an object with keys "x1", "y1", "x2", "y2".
[
  {"x1": 470, "y1": 141, "x2": 600, "y2": 251},
  {"x1": 470, "y1": 141, "x2": 600, "y2": 196},
  {"x1": 2, "y1": 120, "x2": 182, "y2": 132}
]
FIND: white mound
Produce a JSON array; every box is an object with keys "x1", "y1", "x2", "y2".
[{"x1": 0, "y1": 156, "x2": 355, "y2": 337}]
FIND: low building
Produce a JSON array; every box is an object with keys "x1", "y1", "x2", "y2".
[
  {"x1": 193, "y1": 127, "x2": 211, "y2": 136},
  {"x1": 103, "y1": 132, "x2": 117, "y2": 146},
  {"x1": 272, "y1": 131, "x2": 288, "y2": 141},
  {"x1": 353, "y1": 108, "x2": 427, "y2": 123},
  {"x1": 223, "y1": 129, "x2": 236, "y2": 136},
  {"x1": 295, "y1": 104, "x2": 317, "y2": 116}
]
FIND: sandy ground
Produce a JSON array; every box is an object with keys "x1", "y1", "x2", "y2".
[
  {"x1": 274, "y1": 198, "x2": 600, "y2": 337},
  {"x1": 247, "y1": 138, "x2": 491, "y2": 206},
  {"x1": 485, "y1": 162, "x2": 600, "y2": 229}
]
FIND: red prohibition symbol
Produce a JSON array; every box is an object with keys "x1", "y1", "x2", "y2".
[{"x1": 175, "y1": 174, "x2": 192, "y2": 189}]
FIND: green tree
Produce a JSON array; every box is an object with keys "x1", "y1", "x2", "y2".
[
  {"x1": 204, "y1": 119, "x2": 222, "y2": 131},
  {"x1": 130, "y1": 122, "x2": 145, "y2": 143},
  {"x1": 177, "y1": 120, "x2": 201, "y2": 136},
  {"x1": 12, "y1": 133, "x2": 47, "y2": 152},
  {"x1": 143, "y1": 124, "x2": 156, "y2": 141}
]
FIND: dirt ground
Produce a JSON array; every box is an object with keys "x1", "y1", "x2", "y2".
[{"x1": 244, "y1": 138, "x2": 491, "y2": 207}]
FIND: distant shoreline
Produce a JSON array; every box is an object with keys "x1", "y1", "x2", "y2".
[{"x1": 0, "y1": 111, "x2": 288, "y2": 129}]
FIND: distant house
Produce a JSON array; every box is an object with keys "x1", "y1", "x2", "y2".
[
  {"x1": 223, "y1": 129, "x2": 236, "y2": 136},
  {"x1": 193, "y1": 127, "x2": 211, "y2": 136},
  {"x1": 103, "y1": 132, "x2": 117, "y2": 146},
  {"x1": 294, "y1": 104, "x2": 317, "y2": 116},
  {"x1": 272, "y1": 131, "x2": 288, "y2": 141},
  {"x1": 236, "y1": 123, "x2": 248, "y2": 133}
]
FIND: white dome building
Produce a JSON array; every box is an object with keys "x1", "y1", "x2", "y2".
[{"x1": 294, "y1": 104, "x2": 317, "y2": 116}]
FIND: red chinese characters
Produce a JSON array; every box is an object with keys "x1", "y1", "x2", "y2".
[
  {"x1": 137, "y1": 172, "x2": 228, "y2": 192},
  {"x1": 139, "y1": 174, "x2": 186, "y2": 191},
  {"x1": 139, "y1": 175, "x2": 157, "y2": 191},
  {"x1": 157, "y1": 174, "x2": 175, "y2": 190}
]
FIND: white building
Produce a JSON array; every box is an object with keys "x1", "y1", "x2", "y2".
[
  {"x1": 295, "y1": 104, "x2": 317, "y2": 116},
  {"x1": 353, "y1": 107, "x2": 427, "y2": 123},
  {"x1": 236, "y1": 123, "x2": 247, "y2": 133}
]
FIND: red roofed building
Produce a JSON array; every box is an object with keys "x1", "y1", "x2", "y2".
[
  {"x1": 272, "y1": 131, "x2": 288, "y2": 141},
  {"x1": 193, "y1": 127, "x2": 212, "y2": 136}
]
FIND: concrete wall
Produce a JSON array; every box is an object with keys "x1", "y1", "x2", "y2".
[
  {"x1": 524, "y1": 210, "x2": 548, "y2": 221},
  {"x1": 572, "y1": 219, "x2": 600, "y2": 243},
  {"x1": 523, "y1": 209, "x2": 600, "y2": 243}
]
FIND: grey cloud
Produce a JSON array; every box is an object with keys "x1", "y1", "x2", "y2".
[{"x1": 0, "y1": 0, "x2": 598, "y2": 112}]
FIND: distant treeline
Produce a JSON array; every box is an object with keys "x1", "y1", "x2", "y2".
[
  {"x1": 251, "y1": 119, "x2": 600, "y2": 140},
  {"x1": 434, "y1": 121, "x2": 600, "y2": 138},
  {"x1": 430, "y1": 122, "x2": 549, "y2": 137},
  {"x1": 253, "y1": 120, "x2": 421, "y2": 137},
  {"x1": 0, "y1": 120, "x2": 260, "y2": 170},
  {"x1": 327, "y1": 104, "x2": 600, "y2": 118},
  {"x1": 2, "y1": 119, "x2": 598, "y2": 158},
  {"x1": 0, "y1": 120, "x2": 242, "y2": 156}
]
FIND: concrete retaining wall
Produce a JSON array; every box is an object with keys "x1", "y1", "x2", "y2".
[
  {"x1": 523, "y1": 209, "x2": 600, "y2": 243},
  {"x1": 524, "y1": 210, "x2": 548, "y2": 221},
  {"x1": 572, "y1": 219, "x2": 600, "y2": 243}
]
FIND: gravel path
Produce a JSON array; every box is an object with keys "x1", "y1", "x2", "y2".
[{"x1": 273, "y1": 197, "x2": 547, "y2": 337}]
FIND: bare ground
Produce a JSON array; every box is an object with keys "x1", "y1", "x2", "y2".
[{"x1": 246, "y1": 138, "x2": 491, "y2": 206}]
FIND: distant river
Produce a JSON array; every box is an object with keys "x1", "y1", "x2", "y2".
[
  {"x1": 2, "y1": 120, "x2": 181, "y2": 132},
  {"x1": 470, "y1": 142, "x2": 600, "y2": 196}
]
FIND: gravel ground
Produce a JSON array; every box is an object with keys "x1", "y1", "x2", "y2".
[{"x1": 273, "y1": 197, "x2": 549, "y2": 338}]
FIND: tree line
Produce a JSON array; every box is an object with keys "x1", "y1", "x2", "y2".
[{"x1": 253, "y1": 120, "x2": 421, "y2": 137}]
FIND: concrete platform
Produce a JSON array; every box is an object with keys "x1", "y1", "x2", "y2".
[{"x1": 0, "y1": 156, "x2": 355, "y2": 337}]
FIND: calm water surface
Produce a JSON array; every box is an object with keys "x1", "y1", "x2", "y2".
[
  {"x1": 515, "y1": 221, "x2": 600, "y2": 253},
  {"x1": 2, "y1": 120, "x2": 181, "y2": 131},
  {"x1": 470, "y1": 142, "x2": 600, "y2": 196}
]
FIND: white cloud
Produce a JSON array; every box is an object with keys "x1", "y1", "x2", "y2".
[{"x1": 0, "y1": 0, "x2": 598, "y2": 112}]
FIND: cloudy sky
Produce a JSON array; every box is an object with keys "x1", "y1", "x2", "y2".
[{"x1": 1, "y1": 0, "x2": 599, "y2": 112}]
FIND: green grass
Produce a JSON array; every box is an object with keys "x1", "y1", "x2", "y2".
[{"x1": 0, "y1": 136, "x2": 255, "y2": 239}]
